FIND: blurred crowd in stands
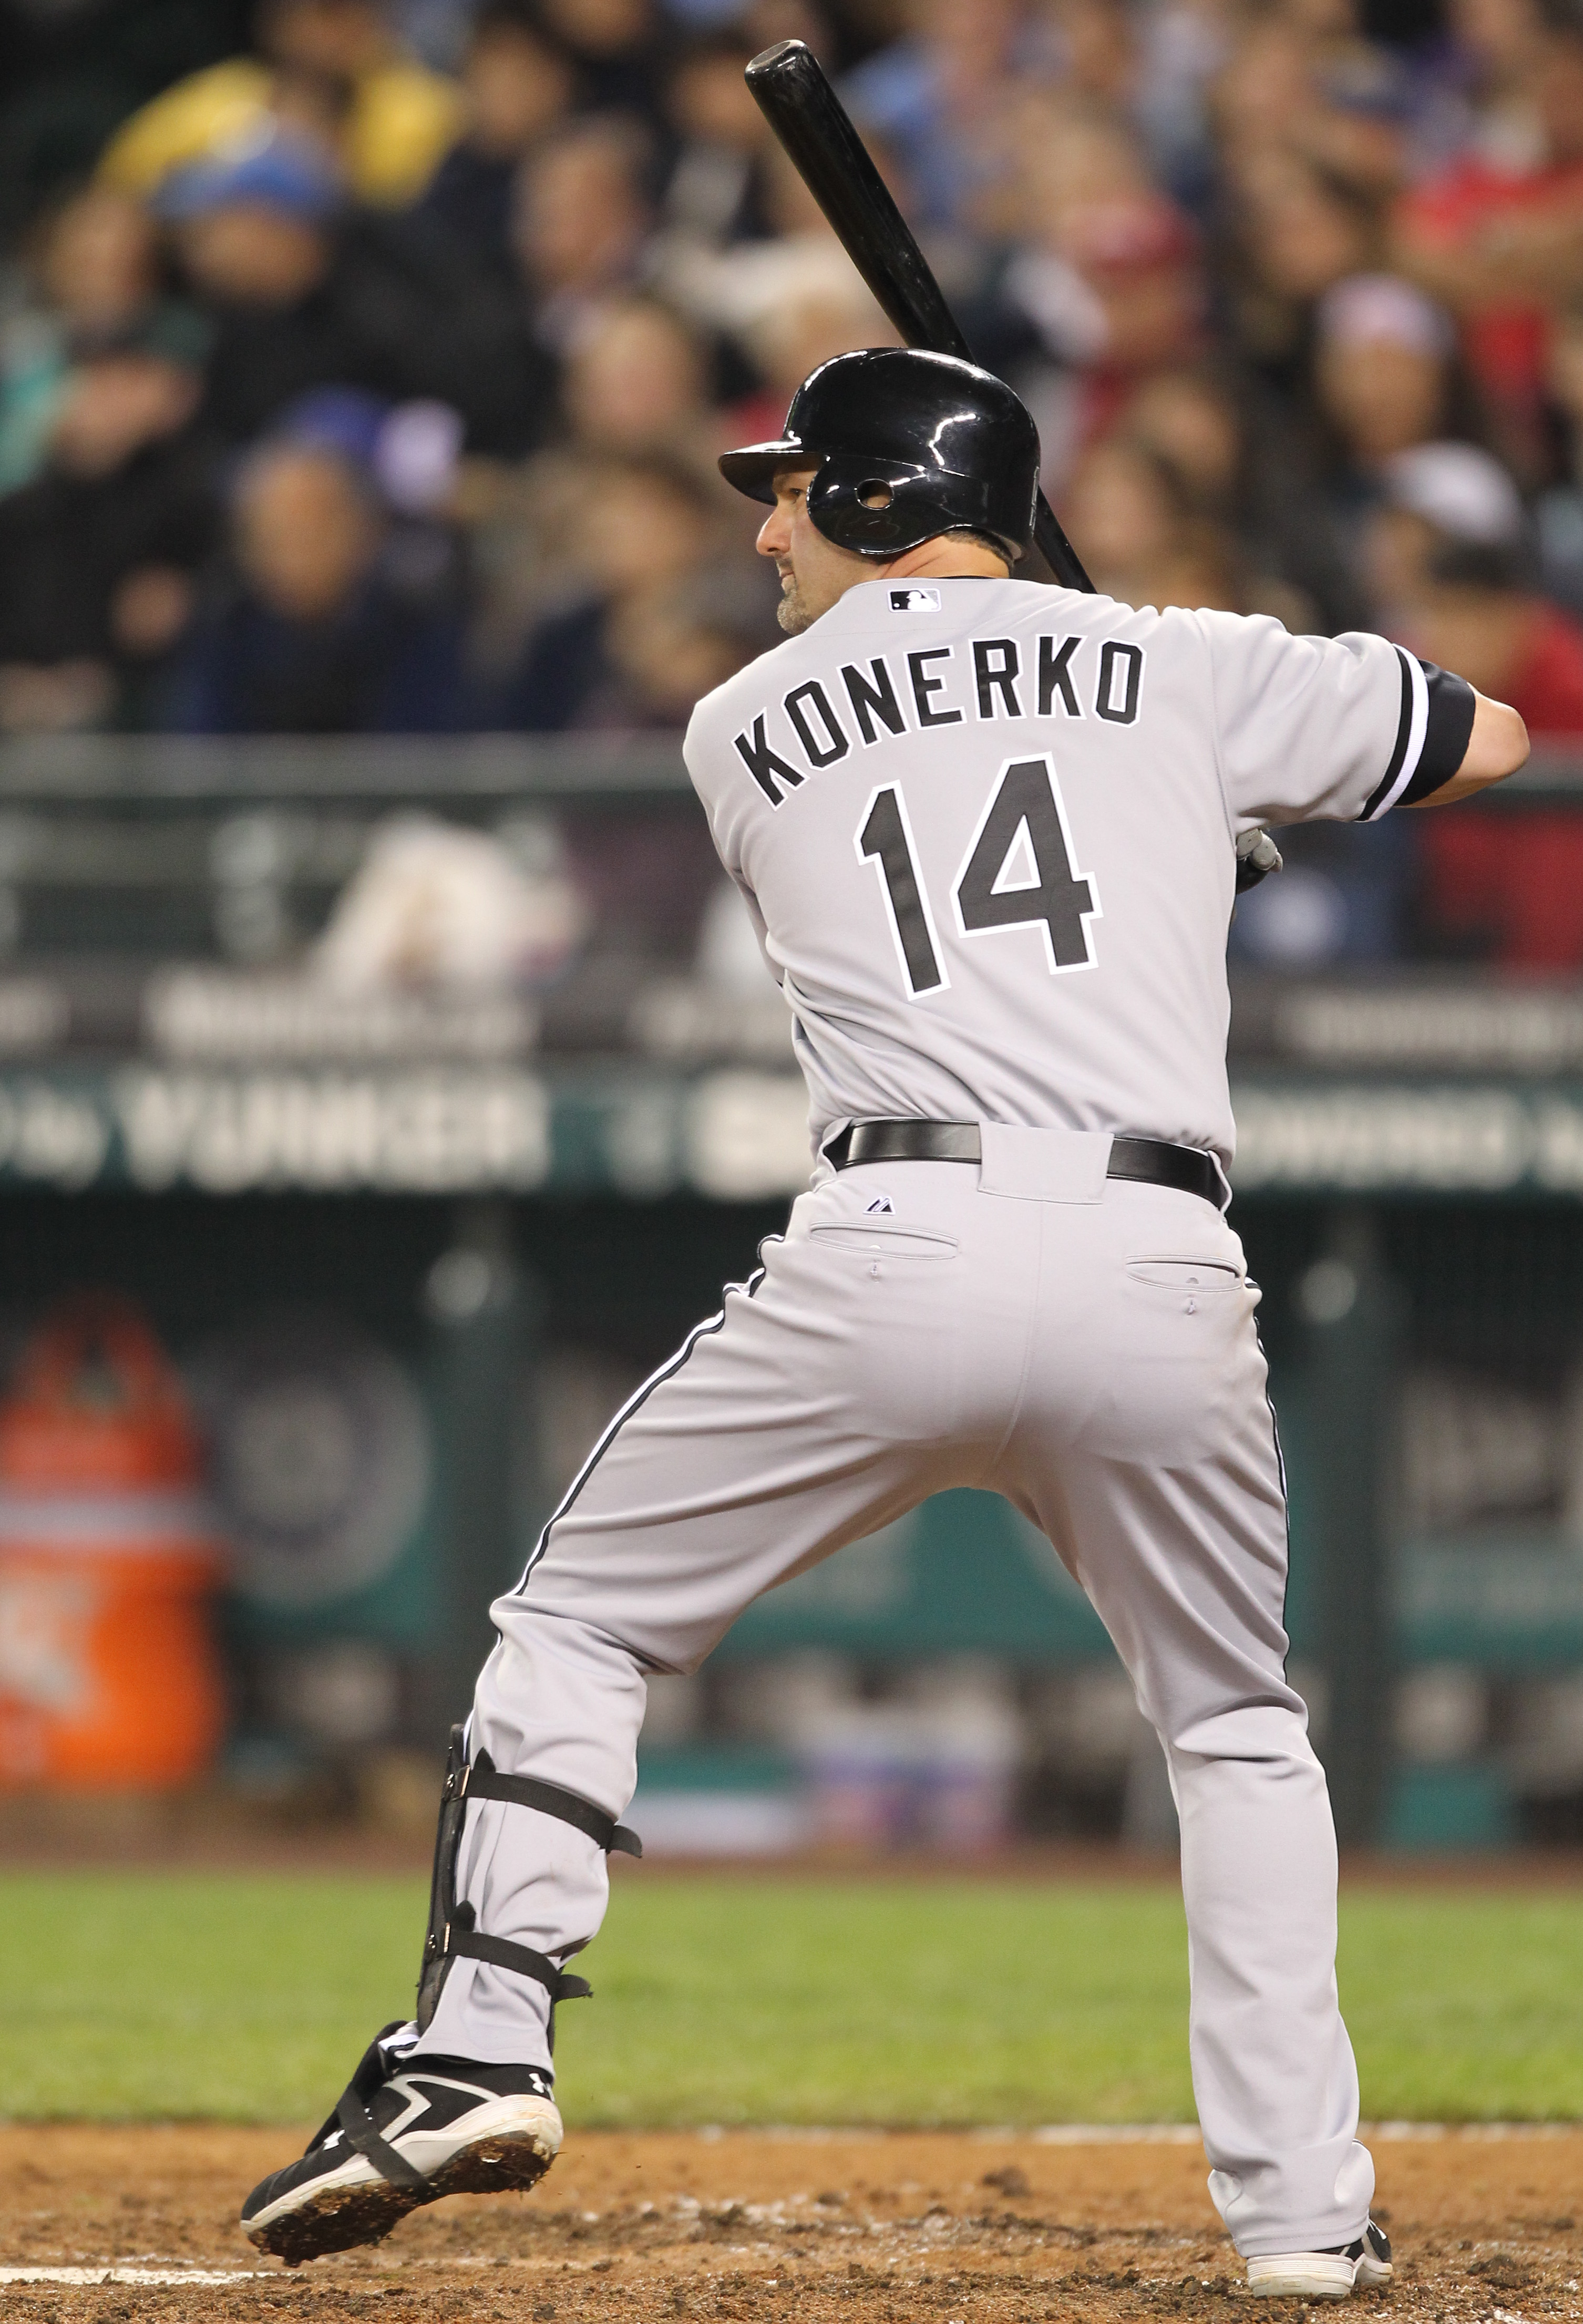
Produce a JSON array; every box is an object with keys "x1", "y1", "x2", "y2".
[{"x1": 4, "y1": 0, "x2": 1583, "y2": 963}]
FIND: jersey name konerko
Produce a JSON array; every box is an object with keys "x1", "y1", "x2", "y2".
[{"x1": 683, "y1": 577, "x2": 1475, "y2": 1170}]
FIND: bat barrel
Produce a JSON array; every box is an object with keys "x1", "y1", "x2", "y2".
[{"x1": 745, "y1": 41, "x2": 969, "y2": 359}]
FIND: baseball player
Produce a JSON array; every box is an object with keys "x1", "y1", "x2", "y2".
[{"x1": 241, "y1": 349, "x2": 1528, "y2": 2294}]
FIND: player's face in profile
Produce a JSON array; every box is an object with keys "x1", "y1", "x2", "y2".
[{"x1": 757, "y1": 465, "x2": 870, "y2": 634}]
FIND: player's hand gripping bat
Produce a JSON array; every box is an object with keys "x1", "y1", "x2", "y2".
[
  {"x1": 744, "y1": 37, "x2": 1092, "y2": 595},
  {"x1": 744, "y1": 39, "x2": 1281, "y2": 893}
]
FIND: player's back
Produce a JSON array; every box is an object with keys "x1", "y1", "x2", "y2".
[{"x1": 685, "y1": 575, "x2": 1445, "y2": 1166}]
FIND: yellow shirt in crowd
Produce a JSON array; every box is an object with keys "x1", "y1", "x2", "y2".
[{"x1": 97, "y1": 54, "x2": 463, "y2": 209}]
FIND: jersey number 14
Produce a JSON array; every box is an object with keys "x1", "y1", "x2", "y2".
[{"x1": 857, "y1": 753, "x2": 1102, "y2": 998}]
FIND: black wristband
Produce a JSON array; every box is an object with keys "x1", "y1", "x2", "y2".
[
  {"x1": 1360, "y1": 648, "x2": 1477, "y2": 819},
  {"x1": 1399, "y1": 658, "x2": 1477, "y2": 804}
]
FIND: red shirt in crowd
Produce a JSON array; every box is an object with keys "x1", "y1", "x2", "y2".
[
  {"x1": 1418, "y1": 602, "x2": 1583, "y2": 966},
  {"x1": 1396, "y1": 156, "x2": 1583, "y2": 431}
]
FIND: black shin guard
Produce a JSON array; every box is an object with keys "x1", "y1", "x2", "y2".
[
  {"x1": 416, "y1": 1726, "x2": 470, "y2": 2034},
  {"x1": 415, "y1": 1722, "x2": 642, "y2": 2047}
]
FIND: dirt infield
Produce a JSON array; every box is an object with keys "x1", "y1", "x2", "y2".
[{"x1": 2, "y1": 2127, "x2": 1580, "y2": 2322}]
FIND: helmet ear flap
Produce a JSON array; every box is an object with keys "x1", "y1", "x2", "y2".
[
  {"x1": 806, "y1": 456, "x2": 938, "y2": 556},
  {"x1": 806, "y1": 455, "x2": 1023, "y2": 562}
]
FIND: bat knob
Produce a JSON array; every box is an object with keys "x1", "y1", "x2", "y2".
[{"x1": 746, "y1": 38, "x2": 812, "y2": 82}]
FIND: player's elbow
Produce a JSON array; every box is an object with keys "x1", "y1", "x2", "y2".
[
  {"x1": 1463, "y1": 694, "x2": 1529, "y2": 786},
  {"x1": 1497, "y1": 701, "x2": 1525, "y2": 776},
  {"x1": 1502, "y1": 703, "x2": 1531, "y2": 776},
  {"x1": 1411, "y1": 693, "x2": 1530, "y2": 806}
]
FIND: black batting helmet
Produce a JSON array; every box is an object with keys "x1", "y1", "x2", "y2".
[{"x1": 718, "y1": 347, "x2": 1041, "y2": 562}]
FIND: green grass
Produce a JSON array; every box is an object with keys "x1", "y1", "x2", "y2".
[{"x1": 0, "y1": 1872, "x2": 1579, "y2": 2125}]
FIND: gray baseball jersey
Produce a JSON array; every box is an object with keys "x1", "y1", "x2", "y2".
[
  {"x1": 684, "y1": 577, "x2": 1475, "y2": 1166},
  {"x1": 405, "y1": 577, "x2": 1478, "y2": 2275}
]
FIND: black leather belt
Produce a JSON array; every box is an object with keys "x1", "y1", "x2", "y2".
[{"x1": 821, "y1": 1119, "x2": 1225, "y2": 1208}]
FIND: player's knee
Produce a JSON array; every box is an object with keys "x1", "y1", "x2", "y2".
[{"x1": 1165, "y1": 1696, "x2": 1318, "y2": 1770}]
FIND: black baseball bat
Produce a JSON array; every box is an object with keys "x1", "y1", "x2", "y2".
[{"x1": 744, "y1": 38, "x2": 1094, "y2": 596}]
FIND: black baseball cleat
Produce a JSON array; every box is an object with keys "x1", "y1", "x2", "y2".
[
  {"x1": 1246, "y1": 2218, "x2": 1394, "y2": 2298},
  {"x1": 241, "y1": 2027, "x2": 561, "y2": 2265}
]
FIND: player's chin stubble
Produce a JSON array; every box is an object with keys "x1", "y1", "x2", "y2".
[{"x1": 775, "y1": 570, "x2": 813, "y2": 635}]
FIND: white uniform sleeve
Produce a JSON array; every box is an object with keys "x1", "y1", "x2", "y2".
[{"x1": 1198, "y1": 611, "x2": 1477, "y2": 830}]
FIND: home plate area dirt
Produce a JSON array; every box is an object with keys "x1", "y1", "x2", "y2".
[{"x1": 1, "y1": 2126, "x2": 1580, "y2": 2322}]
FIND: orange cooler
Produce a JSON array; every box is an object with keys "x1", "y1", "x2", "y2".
[{"x1": 0, "y1": 1297, "x2": 224, "y2": 1790}]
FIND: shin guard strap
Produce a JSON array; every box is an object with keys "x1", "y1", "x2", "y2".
[
  {"x1": 443, "y1": 1906, "x2": 593, "y2": 2006},
  {"x1": 440, "y1": 1903, "x2": 591, "y2": 2053},
  {"x1": 334, "y1": 2088, "x2": 434, "y2": 2198},
  {"x1": 313, "y1": 2026, "x2": 434, "y2": 2199},
  {"x1": 462, "y1": 1755, "x2": 642, "y2": 1858}
]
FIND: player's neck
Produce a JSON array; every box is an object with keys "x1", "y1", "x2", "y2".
[{"x1": 877, "y1": 538, "x2": 1010, "y2": 586}]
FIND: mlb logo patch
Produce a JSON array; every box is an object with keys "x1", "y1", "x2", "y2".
[{"x1": 889, "y1": 587, "x2": 941, "y2": 612}]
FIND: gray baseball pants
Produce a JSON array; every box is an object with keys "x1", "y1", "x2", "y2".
[{"x1": 409, "y1": 1133, "x2": 1373, "y2": 2259}]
